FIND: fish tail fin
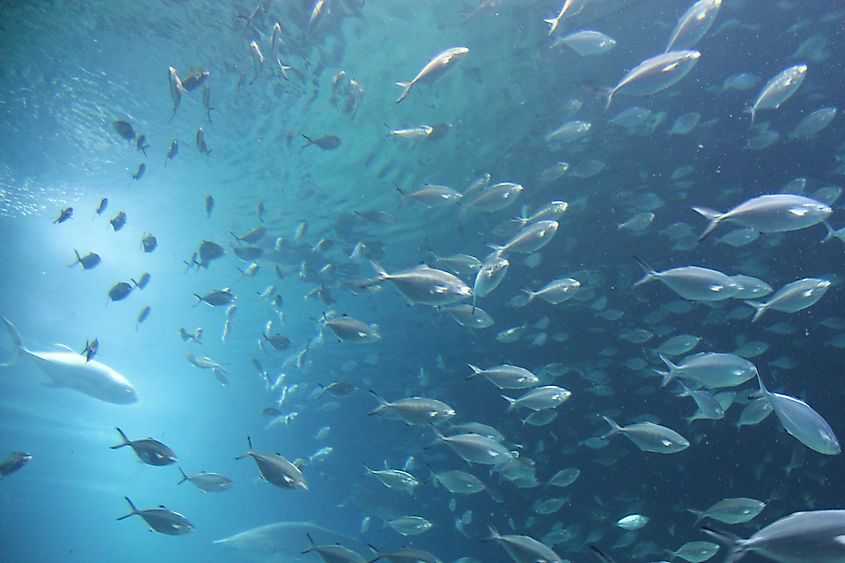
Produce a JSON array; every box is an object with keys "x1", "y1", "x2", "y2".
[
  {"x1": 632, "y1": 256, "x2": 657, "y2": 287},
  {"x1": 235, "y1": 436, "x2": 253, "y2": 460},
  {"x1": 177, "y1": 467, "x2": 189, "y2": 485},
  {"x1": 486, "y1": 243, "x2": 505, "y2": 259},
  {"x1": 692, "y1": 206, "x2": 723, "y2": 241},
  {"x1": 501, "y1": 394, "x2": 517, "y2": 412},
  {"x1": 658, "y1": 354, "x2": 680, "y2": 386},
  {"x1": 368, "y1": 260, "x2": 388, "y2": 280},
  {"x1": 110, "y1": 427, "x2": 131, "y2": 449},
  {"x1": 366, "y1": 544, "x2": 385, "y2": 563},
  {"x1": 301, "y1": 135, "x2": 313, "y2": 148},
  {"x1": 822, "y1": 221, "x2": 835, "y2": 243},
  {"x1": 367, "y1": 389, "x2": 388, "y2": 415},
  {"x1": 0, "y1": 317, "x2": 25, "y2": 366},
  {"x1": 755, "y1": 370, "x2": 768, "y2": 395},
  {"x1": 301, "y1": 532, "x2": 316, "y2": 554},
  {"x1": 604, "y1": 88, "x2": 614, "y2": 112},
  {"x1": 686, "y1": 508, "x2": 705, "y2": 527},
  {"x1": 701, "y1": 526, "x2": 747, "y2": 563},
  {"x1": 69, "y1": 249, "x2": 82, "y2": 268},
  {"x1": 601, "y1": 415, "x2": 622, "y2": 438},
  {"x1": 589, "y1": 544, "x2": 617, "y2": 562},
  {"x1": 745, "y1": 300, "x2": 766, "y2": 323},
  {"x1": 543, "y1": 18, "x2": 559, "y2": 36},
  {"x1": 394, "y1": 82, "x2": 412, "y2": 104},
  {"x1": 116, "y1": 496, "x2": 138, "y2": 520},
  {"x1": 465, "y1": 363, "x2": 484, "y2": 380},
  {"x1": 743, "y1": 106, "x2": 756, "y2": 127},
  {"x1": 521, "y1": 288, "x2": 536, "y2": 303},
  {"x1": 192, "y1": 294, "x2": 203, "y2": 307},
  {"x1": 483, "y1": 524, "x2": 501, "y2": 542}
]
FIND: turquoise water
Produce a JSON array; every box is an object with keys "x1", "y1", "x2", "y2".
[{"x1": 1, "y1": 1, "x2": 844, "y2": 561}]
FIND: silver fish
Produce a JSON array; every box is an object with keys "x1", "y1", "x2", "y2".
[
  {"x1": 602, "y1": 415, "x2": 690, "y2": 454},
  {"x1": 117, "y1": 497, "x2": 194, "y2": 535},
  {"x1": 665, "y1": 0, "x2": 723, "y2": 52},
  {"x1": 694, "y1": 194, "x2": 831, "y2": 240},
  {"x1": 745, "y1": 278, "x2": 830, "y2": 322},
  {"x1": 395, "y1": 47, "x2": 470, "y2": 103},
  {"x1": 606, "y1": 50, "x2": 701, "y2": 110},
  {"x1": 749, "y1": 64, "x2": 807, "y2": 125}
]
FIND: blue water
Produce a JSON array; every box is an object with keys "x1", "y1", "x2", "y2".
[{"x1": 1, "y1": 1, "x2": 845, "y2": 561}]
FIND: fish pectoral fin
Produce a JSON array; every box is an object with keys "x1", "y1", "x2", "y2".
[
  {"x1": 789, "y1": 207, "x2": 809, "y2": 216},
  {"x1": 52, "y1": 343, "x2": 75, "y2": 352}
]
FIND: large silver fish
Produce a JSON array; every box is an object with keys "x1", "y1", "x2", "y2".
[
  {"x1": 1, "y1": 318, "x2": 137, "y2": 404},
  {"x1": 395, "y1": 47, "x2": 469, "y2": 103},
  {"x1": 606, "y1": 50, "x2": 701, "y2": 109}
]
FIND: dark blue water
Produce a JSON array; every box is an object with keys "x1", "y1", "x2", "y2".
[{"x1": 1, "y1": 1, "x2": 844, "y2": 561}]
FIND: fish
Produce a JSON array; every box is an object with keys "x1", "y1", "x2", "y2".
[
  {"x1": 501, "y1": 385, "x2": 572, "y2": 412},
  {"x1": 616, "y1": 514, "x2": 649, "y2": 530},
  {"x1": 194, "y1": 288, "x2": 236, "y2": 307},
  {"x1": 427, "y1": 428, "x2": 516, "y2": 466},
  {"x1": 703, "y1": 509, "x2": 845, "y2": 562},
  {"x1": 484, "y1": 525, "x2": 564, "y2": 562},
  {"x1": 606, "y1": 50, "x2": 701, "y2": 110},
  {"x1": 230, "y1": 226, "x2": 266, "y2": 244},
  {"x1": 81, "y1": 338, "x2": 98, "y2": 362},
  {"x1": 745, "y1": 278, "x2": 830, "y2": 322},
  {"x1": 657, "y1": 352, "x2": 757, "y2": 388},
  {"x1": 302, "y1": 134, "x2": 342, "y2": 150},
  {"x1": 117, "y1": 497, "x2": 194, "y2": 535},
  {"x1": 755, "y1": 372, "x2": 840, "y2": 455},
  {"x1": 443, "y1": 304, "x2": 495, "y2": 329},
  {"x1": 665, "y1": 0, "x2": 723, "y2": 52},
  {"x1": 397, "y1": 185, "x2": 463, "y2": 208},
  {"x1": 53, "y1": 207, "x2": 73, "y2": 224},
  {"x1": 196, "y1": 127, "x2": 211, "y2": 156},
  {"x1": 113, "y1": 120, "x2": 135, "y2": 141},
  {"x1": 165, "y1": 140, "x2": 179, "y2": 165},
  {"x1": 748, "y1": 64, "x2": 807, "y2": 125},
  {"x1": 489, "y1": 220, "x2": 558, "y2": 258},
  {"x1": 131, "y1": 162, "x2": 145, "y2": 180},
  {"x1": 322, "y1": 313, "x2": 381, "y2": 343},
  {"x1": 602, "y1": 415, "x2": 690, "y2": 454},
  {"x1": 362, "y1": 464, "x2": 419, "y2": 494},
  {"x1": 395, "y1": 47, "x2": 470, "y2": 103},
  {"x1": 136, "y1": 306, "x2": 151, "y2": 329},
  {"x1": 472, "y1": 257, "x2": 510, "y2": 307},
  {"x1": 95, "y1": 198, "x2": 108, "y2": 216},
  {"x1": 135, "y1": 134, "x2": 149, "y2": 155},
  {"x1": 693, "y1": 194, "x2": 831, "y2": 240},
  {"x1": 177, "y1": 467, "x2": 233, "y2": 492},
  {"x1": 466, "y1": 364, "x2": 539, "y2": 389},
  {"x1": 388, "y1": 516, "x2": 432, "y2": 536},
  {"x1": 131, "y1": 273, "x2": 151, "y2": 290},
  {"x1": 557, "y1": 30, "x2": 617, "y2": 56},
  {"x1": 544, "y1": 0, "x2": 588, "y2": 36},
  {"x1": 0, "y1": 451, "x2": 32, "y2": 477},
  {"x1": 202, "y1": 85, "x2": 214, "y2": 123},
  {"x1": 110, "y1": 211, "x2": 127, "y2": 231},
  {"x1": 235, "y1": 436, "x2": 308, "y2": 491},
  {"x1": 167, "y1": 66, "x2": 185, "y2": 120},
  {"x1": 214, "y1": 522, "x2": 365, "y2": 560},
  {"x1": 462, "y1": 182, "x2": 524, "y2": 215},
  {"x1": 317, "y1": 381, "x2": 357, "y2": 399},
  {"x1": 181, "y1": 68, "x2": 209, "y2": 92},
  {"x1": 369, "y1": 391, "x2": 456, "y2": 425},
  {"x1": 68, "y1": 250, "x2": 100, "y2": 270},
  {"x1": 364, "y1": 261, "x2": 472, "y2": 307},
  {"x1": 108, "y1": 281, "x2": 134, "y2": 302},
  {"x1": 205, "y1": 195, "x2": 214, "y2": 218},
  {"x1": 140, "y1": 233, "x2": 157, "y2": 253},
  {"x1": 688, "y1": 497, "x2": 766, "y2": 526},
  {"x1": 634, "y1": 258, "x2": 739, "y2": 301},
  {"x1": 110, "y1": 427, "x2": 178, "y2": 466},
  {"x1": 523, "y1": 278, "x2": 580, "y2": 304},
  {"x1": 197, "y1": 240, "x2": 225, "y2": 267},
  {"x1": 303, "y1": 533, "x2": 366, "y2": 562},
  {"x1": 368, "y1": 545, "x2": 441, "y2": 563},
  {"x1": 388, "y1": 124, "x2": 434, "y2": 141}
]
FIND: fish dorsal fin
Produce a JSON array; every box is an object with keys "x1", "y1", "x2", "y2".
[
  {"x1": 159, "y1": 505, "x2": 167, "y2": 509},
  {"x1": 53, "y1": 343, "x2": 75, "y2": 352}
]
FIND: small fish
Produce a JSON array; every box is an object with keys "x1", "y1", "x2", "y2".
[
  {"x1": 69, "y1": 250, "x2": 101, "y2": 270},
  {"x1": 257, "y1": 201, "x2": 266, "y2": 223},
  {"x1": 606, "y1": 50, "x2": 701, "y2": 110},
  {"x1": 110, "y1": 211, "x2": 127, "y2": 231},
  {"x1": 0, "y1": 451, "x2": 32, "y2": 477},
  {"x1": 181, "y1": 68, "x2": 209, "y2": 92},
  {"x1": 131, "y1": 163, "x2": 146, "y2": 180},
  {"x1": 132, "y1": 273, "x2": 151, "y2": 290},
  {"x1": 54, "y1": 207, "x2": 73, "y2": 224},
  {"x1": 196, "y1": 128, "x2": 211, "y2": 156},
  {"x1": 177, "y1": 467, "x2": 233, "y2": 493},
  {"x1": 748, "y1": 64, "x2": 807, "y2": 125},
  {"x1": 135, "y1": 134, "x2": 149, "y2": 156},
  {"x1": 95, "y1": 198, "x2": 108, "y2": 216},
  {"x1": 113, "y1": 120, "x2": 135, "y2": 141},
  {"x1": 141, "y1": 233, "x2": 158, "y2": 253},
  {"x1": 81, "y1": 338, "x2": 99, "y2": 362},
  {"x1": 205, "y1": 195, "x2": 215, "y2": 218},
  {"x1": 194, "y1": 288, "x2": 236, "y2": 307},
  {"x1": 395, "y1": 47, "x2": 470, "y2": 103},
  {"x1": 108, "y1": 282, "x2": 134, "y2": 302},
  {"x1": 117, "y1": 497, "x2": 194, "y2": 536},
  {"x1": 167, "y1": 66, "x2": 185, "y2": 121},
  {"x1": 136, "y1": 306, "x2": 151, "y2": 330},
  {"x1": 110, "y1": 427, "x2": 177, "y2": 466},
  {"x1": 165, "y1": 140, "x2": 179, "y2": 166},
  {"x1": 202, "y1": 86, "x2": 214, "y2": 123},
  {"x1": 301, "y1": 134, "x2": 341, "y2": 150}
]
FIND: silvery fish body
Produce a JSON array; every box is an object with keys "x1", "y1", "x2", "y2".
[
  {"x1": 665, "y1": 0, "x2": 723, "y2": 52},
  {"x1": 694, "y1": 194, "x2": 831, "y2": 240},
  {"x1": 607, "y1": 50, "x2": 701, "y2": 109},
  {"x1": 749, "y1": 64, "x2": 807, "y2": 124}
]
